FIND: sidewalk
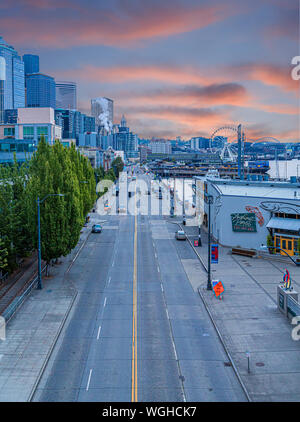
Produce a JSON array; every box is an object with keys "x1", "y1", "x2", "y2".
[
  {"x1": 0, "y1": 225, "x2": 93, "y2": 402},
  {"x1": 181, "y1": 223, "x2": 300, "y2": 401}
]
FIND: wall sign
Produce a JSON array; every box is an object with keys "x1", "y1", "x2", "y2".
[{"x1": 231, "y1": 213, "x2": 257, "y2": 232}]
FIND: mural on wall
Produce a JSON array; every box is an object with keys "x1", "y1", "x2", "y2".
[
  {"x1": 231, "y1": 213, "x2": 257, "y2": 232},
  {"x1": 245, "y1": 206, "x2": 264, "y2": 226},
  {"x1": 260, "y1": 201, "x2": 300, "y2": 215},
  {"x1": 215, "y1": 194, "x2": 222, "y2": 216}
]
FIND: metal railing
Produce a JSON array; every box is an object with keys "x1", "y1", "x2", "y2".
[
  {"x1": 2, "y1": 265, "x2": 47, "y2": 323},
  {"x1": 0, "y1": 272, "x2": 8, "y2": 285},
  {"x1": 287, "y1": 295, "x2": 300, "y2": 319}
]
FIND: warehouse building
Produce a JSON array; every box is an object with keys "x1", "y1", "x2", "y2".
[{"x1": 195, "y1": 176, "x2": 300, "y2": 256}]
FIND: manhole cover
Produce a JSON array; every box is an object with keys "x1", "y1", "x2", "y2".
[{"x1": 255, "y1": 362, "x2": 265, "y2": 367}]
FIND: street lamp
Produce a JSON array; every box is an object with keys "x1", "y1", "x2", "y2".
[
  {"x1": 37, "y1": 193, "x2": 65, "y2": 290},
  {"x1": 204, "y1": 193, "x2": 214, "y2": 290},
  {"x1": 259, "y1": 244, "x2": 300, "y2": 266},
  {"x1": 182, "y1": 178, "x2": 186, "y2": 225}
]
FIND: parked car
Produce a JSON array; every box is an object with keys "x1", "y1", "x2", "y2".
[
  {"x1": 118, "y1": 205, "x2": 126, "y2": 214},
  {"x1": 92, "y1": 224, "x2": 102, "y2": 233},
  {"x1": 175, "y1": 230, "x2": 187, "y2": 240}
]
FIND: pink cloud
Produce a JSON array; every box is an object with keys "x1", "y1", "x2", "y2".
[{"x1": 0, "y1": 3, "x2": 230, "y2": 48}]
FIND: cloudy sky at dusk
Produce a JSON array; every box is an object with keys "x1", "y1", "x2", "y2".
[{"x1": 0, "y1": 0, "x2": 299, "y2": 141}]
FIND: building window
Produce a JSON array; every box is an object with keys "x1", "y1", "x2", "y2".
[
  {"x1": 0, "y1": 143, "x2": 10, "y2": 152},
  {"x1": 4, "y1": 127, "x2": 15, "y2": 137},
  {"x1": 23, "y1": 126, "x2": 34, "y2": 140},
  {"x1": 37, "y1": 126, "x2": 48, "y2": 142},
  {"x1": 274, "y1": 212, "x2": 299, "y2": 219}
]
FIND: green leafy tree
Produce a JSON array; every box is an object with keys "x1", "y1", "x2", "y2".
[
  {"x1": 111, "y1": 156, "x2": 124, "y2": 178},
  {"x1": 0, "y1": 237, "x2": 8, "y2": 275}
]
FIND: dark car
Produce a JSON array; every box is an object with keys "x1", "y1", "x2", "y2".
[{"x1": 92, "y1": 224, "x2": 102, "y2": 233}]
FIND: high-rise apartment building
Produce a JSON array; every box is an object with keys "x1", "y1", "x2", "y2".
[
  {"x1": 26, "y1": 73, "x2": 56, "y2": 108},
  {"x1": 56, "y1": 81, "x2": 77, "y2": 110},
  {"x1": 0, "y1": 36, "x2": 25, "y2": 110},
  {"x1": 150, "y1": 139, "x2": 172, "y2": 154},
  {"x1": 91, "y1": 97, "x2": 113, "y2": 131},
  {"x1": 23, "y1": 54, "x2": 39, "y2": 75}
]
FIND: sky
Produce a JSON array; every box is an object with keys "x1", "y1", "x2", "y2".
[{"x1": 0, "y1": 0, "x2": 299, "y2": 141}]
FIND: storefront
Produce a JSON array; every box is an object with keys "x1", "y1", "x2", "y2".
[{"x1": 267, "y1": 216, "x2": 300, "y2": 256}]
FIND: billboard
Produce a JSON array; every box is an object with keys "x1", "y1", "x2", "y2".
[{"x1": 231, "y1": 213, "x2": 257, "y2": 232}]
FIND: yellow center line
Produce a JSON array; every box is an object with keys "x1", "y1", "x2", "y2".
[{"x1": 131, "y1": 184, "x2": 138, "y2": 402}]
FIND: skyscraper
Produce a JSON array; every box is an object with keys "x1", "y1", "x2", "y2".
[
  {"x1": 26, "y1": 73, "x2": 56, "y2": 108},
  {"x1": 91, "y1": 97, "x2": 113, "y2": 131},
  {"x1": 0, "y1": 36, "x2": 25, "y2": 109},
  {"x1": 0, "y1": 56, "x2": 5, "y2": 123},
  {"x1": 56, "y1": 81, "x2": 77, "y2": 110},
  {"x1": 23, "y1": 54, "x2": 39, "y2": 75}
]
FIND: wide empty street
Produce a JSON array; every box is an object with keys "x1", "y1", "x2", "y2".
[{"x1": 33, "y1": 174, "x2": 246, "y2": 402}]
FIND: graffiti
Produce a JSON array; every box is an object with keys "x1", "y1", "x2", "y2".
[
  {"x1": 260, "y1": 201, "x2": 300, "y2": 215},
  {"x1": 245, "y1": 206, "x2": 264, "y2": 226}
]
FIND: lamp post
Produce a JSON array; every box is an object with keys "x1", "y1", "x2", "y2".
[
  {"x1": 37, "y1": 193, "x2": 64, "y2": 290},
  {"x1": 182, "y1": 178, "x2": 186, "y2": 225},
  {"x1": 204, "y1": 193, "x2": 214, "y2": 290}
]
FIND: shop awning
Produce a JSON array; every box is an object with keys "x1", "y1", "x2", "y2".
[{"x1": 266, "y1": 217, "x2": 300, "y2": 232}]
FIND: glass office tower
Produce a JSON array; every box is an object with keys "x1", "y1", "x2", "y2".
[
  {"x1": 23, "y1": 54, "x2": 39, "y2": 75},
  {"x1": 26, "y1": 73, "x2": 56, "y2": 108},
  {"x1": 56, "y1": 81, "x2": 77, "y2": 110},
  {"x1": 0, "y1": 36, "x2": 25, "y2": 109}
]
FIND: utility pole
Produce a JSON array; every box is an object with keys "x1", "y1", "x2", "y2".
[
  {"x1": 182, "y1": 178, "x2": 186, "y2": 225},
  {"x1": 205, "y1": 193, "x2": 213, "y2": 290}
]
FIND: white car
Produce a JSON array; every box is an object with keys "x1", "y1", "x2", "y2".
[{"x1": 175, "y1": 230, "x2": 187, "y2": 240}]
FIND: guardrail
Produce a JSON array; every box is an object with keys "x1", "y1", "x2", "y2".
[
  {"x1": 287, "y1": 295, "x2": 300, "y2": 319},
  {"x1": 0, "y1": 272, "x2": 8, "y2": 285},
  {"x1": 2, "y1": 265, "x2": 47, "y2": 323}
]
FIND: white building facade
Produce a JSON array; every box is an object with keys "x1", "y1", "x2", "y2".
[{"x1": 196, "y1": 177, "x2": 300, "y2": 256}]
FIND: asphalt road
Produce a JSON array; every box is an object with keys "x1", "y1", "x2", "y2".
[{"x1": 33, "y1": 172, "x2": 246, "y2": 402}]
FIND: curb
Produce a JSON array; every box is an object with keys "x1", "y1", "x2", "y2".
[
  {"x1": 168, "y1": 219, "x2": 252, "y2": 402},
  {"x1": 197, "y1": 287, "x2": 252, "y2": 402},
  {"x1": 27, "y1": 230, "x2": 92, "y2": 402},
  {"x1": 27, "y1": 289, "x2": 78, "y2": 402}
]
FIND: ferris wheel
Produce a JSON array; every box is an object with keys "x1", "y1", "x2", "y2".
[{"x1": 210, "y1": 125, "x2": 241, "y2": 161}]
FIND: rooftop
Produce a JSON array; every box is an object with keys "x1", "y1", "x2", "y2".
[{"x1": 202, "y1": 178, "x2": 300, "y2": 200}]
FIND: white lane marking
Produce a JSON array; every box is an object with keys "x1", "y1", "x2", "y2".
[
  {"x1": 104, "y1": 297, "x2": 107, "y2": 307},
  {"x1": 108, "y1": 276, "x2": 111, "y2": 286},
  {"x1": 160, "y1": 284, "x2": 164, "y2": 292},
  {"x1": 155, "y1": 252, "x2": 157, "y2": 259},
  {"x1": 86, "y1": 369, "x2": 93, "y2": 391},
  {"x1": 166, "y1": 308, "x2": 169, "y2": 319},
  {"x1": 97, "y1": 325, "x2": 102, "y2": 340},
  {"x1": 157, "y1": 265, "x2": 160, "y2": 273}
]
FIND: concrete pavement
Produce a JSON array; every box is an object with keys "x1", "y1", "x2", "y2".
[
  {"x1": 179, "y1": 224, "x2": 300, "y2": 401},
  {"x1": 1, "y1": 172, "x2": 296, "y2": 402}
]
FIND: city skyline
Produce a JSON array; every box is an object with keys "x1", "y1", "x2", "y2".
[{"x1": 0, "y1": 0, "x2": 299, "y2": 141}]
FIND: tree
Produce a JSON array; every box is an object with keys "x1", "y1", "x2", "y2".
[
  {"x1": 0, "y1": 237, "x2": 8, "y2": 275},
  {"x1": 111, "y1": 156, "x2": 124, "y2": 178}
]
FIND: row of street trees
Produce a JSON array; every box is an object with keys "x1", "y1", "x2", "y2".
[{"x1": 0, "y1": 139, "x2": 96, "y2": 275}]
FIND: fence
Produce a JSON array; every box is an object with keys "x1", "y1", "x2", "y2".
[
  {"x1": 287, "y1": 295, "x2": 300, "y2": 320},
  {"x1": 2, "y1": 265, "x2": 47, "y2": 323}
]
